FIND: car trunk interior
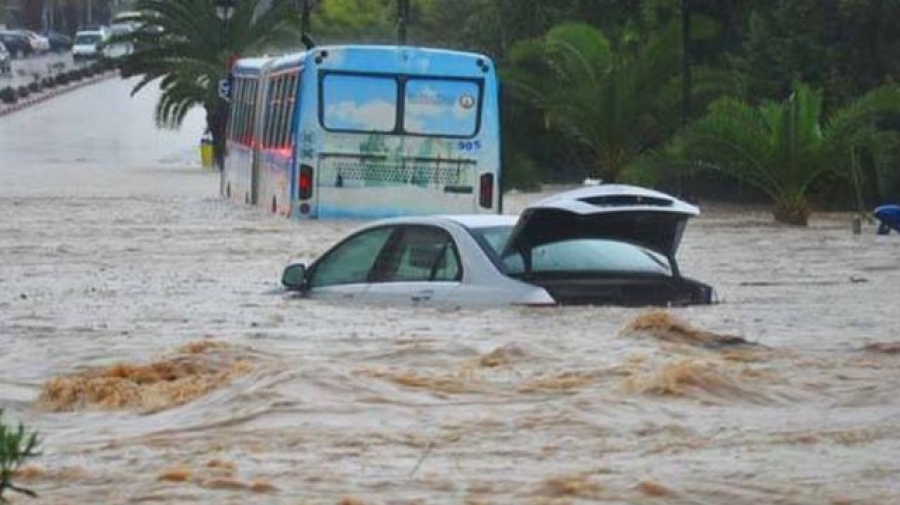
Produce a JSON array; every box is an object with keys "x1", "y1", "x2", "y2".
[{"x1": 526, "y1": 275, "x2": 712, "y2": 307}]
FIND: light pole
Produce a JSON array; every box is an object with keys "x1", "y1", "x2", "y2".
[
  {"x1": 300, "y1": 0, "x2": 311, "y2": 36},
  {"x1": 298, "y1": 0, "x2": 316, "y2": 49},
  {"x1": 681, "y1": 0, "x2": 691, "y2": 126},
  {"x1": 397, "y1": 0, "x2": 409, "y2": 45},
  {"x1": 215, "y1": 0, "x2": 236, "y2": 24},
  {"x1": 213, "y1": 0, "x2": 236, "y2": 173}
]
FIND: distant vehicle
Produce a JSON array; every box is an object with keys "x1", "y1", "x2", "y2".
[
  {"x1": 20, "y1": 30, "x2": 50, "y2": 54},
  {"x1": 72, "y1": 30, "x2": 107, "y2": 60},
  {"x1": 40, "y1": 30, "x2": 73, "y2": 52},
  {"x1": 0, "y1": 30, "x2": 32, "y2": 58},
  {"x1": 105, "y1": 23, "x2": 135, "y2": 58},
  {"x1": 80, "y1": 24, "x2": 109, "y2": 35},
  {"x1": 281, "y1": 184, "x2": 717, "y2": 307},
  {"x1": 111, "y1": 11, "x2": 142, "y2": 24},
  {"x1": 224, "y1": 45, "x2": 502, "y2": 220},
  {"x1": 0, "y1": 41, "x2": 10, "y2": 74}
]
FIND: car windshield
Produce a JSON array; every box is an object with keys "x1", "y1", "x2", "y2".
[
  {"x1": 469, "y1": 225, "x2": 672, "y2": 277},
  {"x1": 75, "y1": 34, "x2": 101, "y2": 45}
]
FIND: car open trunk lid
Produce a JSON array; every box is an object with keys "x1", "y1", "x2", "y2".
[{"x1": 502, "y1": 184, "x2": 700, "y2": 260}]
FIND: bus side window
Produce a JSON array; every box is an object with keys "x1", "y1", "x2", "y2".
[
  {"x1": 277, "y1": 74, "x2": 285, "y2": 149},
  {"x1": 275, "y1": 75, "x2": 290, "y2": 149},
  {"x1": 226, "y1": 77, "x2": 238, "y2": 141},
  {"x1": 248, "y1": 79, "x2": 258, "y2": 146},
  {"x1": 283, "y1": 73, "x2": 297, "y2": 149},
  {"x1": 263, "y1": 77, "x2": 276, "y2": 148},
  {"x1": 236, "y1": 78, "x2": 247, "y2": 144},
  {"x1": 270, "y1": 76, "x2": 283, "y2": 149},
  {"x1": 228, "y1": 77, "x2": 239, "y2": 142},
  {"x1": 288, "y1": 73, "x2": 299, "y2": 148}
]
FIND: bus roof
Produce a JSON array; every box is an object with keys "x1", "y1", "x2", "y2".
[
  {"x1": 313, "y1": 44, "x2": 491, "y2": 60},
  {"x1": 232, "y1": 57, "x2": 271, "y2": 76},
  {"x1": 231, "y1": 44, "x2": 494, "y2": 77}
]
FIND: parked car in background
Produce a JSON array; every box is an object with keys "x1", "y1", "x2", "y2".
[
  {"x1": 105, "y1": 23, "x2": 134, "y2": 58},
  {"x1": 0, "y1": 30, "x2": 32, "y2": 58},
  {"x1": 281, "y1": 185, "x2": 717, "y2": 307},
  {"x1": 0, "y1": 41, "x2": 10, "y2": 74},
  {"x1": 72, "y1": 30, "x2": 107, "y2": 60},
  {"x1": 40, "y1": 30, "x2": 73, "y2": 52},
  {"x1": 21, "y1": 30, "x2": 50, "y2": 54}
]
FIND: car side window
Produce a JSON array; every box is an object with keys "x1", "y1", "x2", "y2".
[
  {"x1": 373, "y1": 226, "x2": 461, "y2": 282},
  {"x1": 310, "y1": 227, "x2": 394, "y2": 288}
]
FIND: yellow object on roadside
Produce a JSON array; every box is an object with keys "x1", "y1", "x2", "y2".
[{"x1": 199, "y1": 132, "x2": 214, "y2": 169}]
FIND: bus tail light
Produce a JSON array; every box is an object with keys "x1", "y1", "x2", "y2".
[
  {"x1": 479, "y1": 173, "x2": 494, "y2": 209},
  {"x1": 298, "y1": 165, "x2": 313, "y2": 200}
]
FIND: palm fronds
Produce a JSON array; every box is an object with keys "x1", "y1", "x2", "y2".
[
  {"x1": 506, "y1": 23, "x2": 684, "y2": 182},
  {"x1": 115, "y1": 0, "x2": 299, "y2": 164},
  {"x1": 669, "y1": 82, "x2": 900, "y2": 224}
]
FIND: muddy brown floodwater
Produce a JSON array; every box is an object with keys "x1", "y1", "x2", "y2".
[{"x1": 2, "y1": 79, "x2": 900, "y2": 504}]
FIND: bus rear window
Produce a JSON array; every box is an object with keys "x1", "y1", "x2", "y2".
[
  {"x1": 404, "y1": 79, "x2": 481, "y2": 137},
  {"x1": 322, "y1": 74, "x2": 397, "y2": 133}
]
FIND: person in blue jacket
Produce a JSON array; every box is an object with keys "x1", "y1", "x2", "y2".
[{"x1": 874, "y1": 204, "x2": 900, "y2": 235}]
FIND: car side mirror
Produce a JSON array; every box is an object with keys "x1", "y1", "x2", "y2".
[{"x1": 282, "y1": 263, "x2": 309, "y2": 291}]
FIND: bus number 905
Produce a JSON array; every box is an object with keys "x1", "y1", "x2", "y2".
[{"x1": 458, "y1": 140, "x2": 482, "y2": 151}]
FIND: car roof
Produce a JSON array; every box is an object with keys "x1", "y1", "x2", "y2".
[
  {"x1": 362, "y1": 214, "x2": 518, "y2": 230},
  {"x1": 438, "y1": 214, "x2": 518, "y2": 228}
]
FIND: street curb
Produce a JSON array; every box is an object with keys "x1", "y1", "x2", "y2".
[{"x1": 0, "y1": 71, "x2": 118, "y2": 118}]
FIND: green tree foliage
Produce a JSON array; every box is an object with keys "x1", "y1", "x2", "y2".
[
  {"x1": 506, "y1": 23, "x2": 685, "y2": 183},
  {"x1": 0, "y1": 409, "x2": 40, "y2": 503},
  {"x1": 309, "y1": 0, "x2": 394, "y2": 43},
  {"x1": 731, "y1": 0, "x2": 900, "y2": 106},
  {"x1": 666, "y1": 82, "x2": 900, "y2": 225},
  {"x1": 117, "y1": 0, "x2": 297, "y2": 168},
  {"x1": 101, "y1": 0, "x2": 900, "y2": 205}
]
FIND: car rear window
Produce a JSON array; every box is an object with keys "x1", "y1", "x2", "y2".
[
  {"x1": 525, "y1": 239, "x2": 671, "y2": 275},
  {"x1": 469, "y1": 226, "x2": 671, "y2": 277}
]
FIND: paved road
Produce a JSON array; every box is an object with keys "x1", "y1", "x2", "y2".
[
  {"x1": 1, "y1": 52, "x2": 89, "y2": 89},
  {"x1": 0, "y1": 76, "x2": 207, "y2": 181}
]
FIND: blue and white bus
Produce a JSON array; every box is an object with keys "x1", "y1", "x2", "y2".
[{"x1": 222, "y1": 45, "x2": 502, "y2": 219}]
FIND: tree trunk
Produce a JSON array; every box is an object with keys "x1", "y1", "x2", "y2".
[{"x1": 205, "y1": 101, "x2": 228, "y2": 171}]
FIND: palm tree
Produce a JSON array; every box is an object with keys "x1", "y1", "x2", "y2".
[
  {"x1": 667, "y1": 82, "x2": 900, "y2": 225},
  {"x1": 505, "y1": 23, "x2": 686, "y2": 183},
  {"x1": 117, "y1": 0, "x2": 298, "y2": 168}
]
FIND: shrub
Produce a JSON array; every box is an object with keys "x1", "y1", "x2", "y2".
[
  {"x1": 42, "y1": 77, "x2": 56, "y2": 89},
  {"x1": 0, "y1": 409, "x2": 40, "y2": 502},
  {"x1": 27, "y1": 82, "x2": 40, "y2": 93},
  {"x1": 55, "y1": 74, "x2": 69, "y2": 85},
  {"x1": 16, "y1": 86, "x2": 29, "y2": 99},
  {"x1": 0, "y1": 87, "x2": 16, "y2": 104}
]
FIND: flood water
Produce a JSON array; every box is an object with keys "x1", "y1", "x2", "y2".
[{"x1": 2, "y1": 79, "x2": 900, "y2": 504}]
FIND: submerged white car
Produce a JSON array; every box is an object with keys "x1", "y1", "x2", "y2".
[{"x1": 281, "y1": 184, "x2": 716, "y2": 307}]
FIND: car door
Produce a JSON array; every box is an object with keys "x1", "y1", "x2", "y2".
[
  {"x1": 305, "y1": 225, "x2": 396, "y2": 301},
  {"x1": 364, "y1": 225, "x2": 463, "y2": 306}
]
